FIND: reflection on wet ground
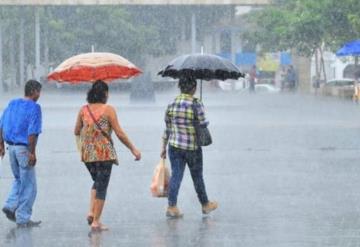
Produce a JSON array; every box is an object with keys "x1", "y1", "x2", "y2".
[
  {"x1": 5, "y1": 227, "x2": 34, "y2": 247},
  {"x1": 1, "y1": 90, "x2": 360, "y2": 246},
  {"x1": 86, "y1": 217, "x2": 217, "y2": 247}
]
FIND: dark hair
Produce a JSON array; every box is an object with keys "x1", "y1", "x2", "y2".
[
  {"x1": 87, "y1": 80, "x2": 109, "y2": 104},
  {"x1": 178, "y1": 77, "x2": 197, "y2": 94},
  {"x1": 25, "y1": 80, "x2": 42, "y2": 97}
]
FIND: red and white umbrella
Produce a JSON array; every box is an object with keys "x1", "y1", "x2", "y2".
[{"x1": 47, "y1": 52, "x2": 142, "y2": 83}]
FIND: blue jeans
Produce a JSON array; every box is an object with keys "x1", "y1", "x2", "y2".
[
  {"x1": 3, "y1": 145, "x2": 37, "y2": 224},
  {"x1": 168, "y1": 145, "x2": 209, "y2": 207}
]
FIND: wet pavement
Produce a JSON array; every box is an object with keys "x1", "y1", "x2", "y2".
[{"x1": 1, "y1": 88, "x2": 360, "y2": 246}]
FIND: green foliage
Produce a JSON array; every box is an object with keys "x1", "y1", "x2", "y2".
[
  {"x1": 346, "y1": 0, "x2": 360, "y2": 39},
  {"x1": 0, "y1": 5, "x2": 232, "y2": 73},
  {"x1": 242, "y1": 0, "x2": 360, "y2": 56},
  {"x1": 44, "y1": 6, "x2": 159, "y2": 65}
]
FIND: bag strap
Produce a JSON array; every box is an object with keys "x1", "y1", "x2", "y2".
[
  {"x1": 86, "y1": 105, "x2": 113, "y2": 145},
  {"x1": 191, "y1": 98, "x2": 200, "y2": 123}
]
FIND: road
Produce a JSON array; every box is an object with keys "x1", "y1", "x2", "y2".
[{"x1": 1, "y1": 88, "x2": 360, "y2": 247}]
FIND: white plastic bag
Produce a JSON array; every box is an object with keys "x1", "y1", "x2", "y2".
[{"x1": 150, "y1": 159, "x2": 170, "y2": 197}]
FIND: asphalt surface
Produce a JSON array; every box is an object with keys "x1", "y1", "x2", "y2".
[{"x1": 1, "y1": 88, "x2": 360, "y2": 247}]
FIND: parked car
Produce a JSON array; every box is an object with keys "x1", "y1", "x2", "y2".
[
  {"x1": 320, "y1": 78, "x2": 355, "y2": 99},
  {"x1": 322, "y1": 78, "x2": 355, "y2": 87},
  {"x1": 255, "y1": 84, "x2": 280, "y2": 93},
  {"x1": 218, "y1": 78, "x2": 248, "y2": 91}
]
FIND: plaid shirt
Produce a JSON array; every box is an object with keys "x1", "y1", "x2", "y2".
[{"x1": 163, "y1": 94, "x2": 208, "y2": 151}]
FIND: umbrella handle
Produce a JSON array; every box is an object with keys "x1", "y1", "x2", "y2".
[{"x1": 200, "y1": 80, "x2": 203, "y2": 101}]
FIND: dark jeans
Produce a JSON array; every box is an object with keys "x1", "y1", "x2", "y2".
[
  {"x1": 168, "y1": 145, "x2": 209, "y2": 207},
  {"x1": 85, "y1": 161, "x2": 113, "y2": 200}
]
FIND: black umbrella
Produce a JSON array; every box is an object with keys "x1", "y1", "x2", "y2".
[{"x1": 158, "y1": 53, "x2": 245, "y2": 99}]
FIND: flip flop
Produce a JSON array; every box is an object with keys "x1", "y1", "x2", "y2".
[
  {"x1": 91, "y1": 226, "x2": 101, "y2": 232},
  {"x1": 87, "y1": 216, "x2": 94, "y2": 225}
]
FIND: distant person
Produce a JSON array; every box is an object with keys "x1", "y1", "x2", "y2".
[
  {"x1": 313, "y1": 76, "x2": 320, "y2": 89},
  {"x1": 74, "y1": 80, "x2": 141, "y2": 232},
  {"x1": 0, "y1": 80, "x2": 43, "y2": 227},
  {"x1": 249, "y1": 65, "x2": 257, "y2": 93},
  {"x1": 160, "y1": 77, "x2": 218, "y2": 218},
  {"x1": 279, "y1": 66, "x2": 287, "y2": 91},
  {"x1": 352, "y1": 81, "x2": 360, "y2": 103},
  {"x1": 286, "y1": 65, "x2": 297, "y2": 92},
  {"x1": 353, "y1": 70, "x2": 360, "y2": 103}
]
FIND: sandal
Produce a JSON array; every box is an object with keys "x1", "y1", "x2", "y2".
[
  {"x1": 87, "y1": 216, "x2": 94, "y2": 225},
  {"x1": 91, "y1": 226, "x2": 101, "y2": 232}
]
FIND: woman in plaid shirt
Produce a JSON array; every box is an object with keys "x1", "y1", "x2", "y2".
[{"x1": 160, "y1": 77, "x2": 218, "y2": 218}]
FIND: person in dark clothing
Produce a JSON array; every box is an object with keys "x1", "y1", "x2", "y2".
[
  {"x1": 287, "y1": 65, "x2": 297, "y2": 91},
  {"x1": 249, "y1": 65, "x2": 257, "y2": 93}
]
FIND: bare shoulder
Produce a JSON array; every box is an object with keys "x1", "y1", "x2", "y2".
[
  {"x1": 78, "y1": 105, "x2": 86, "y2": 116},
  {"x1": 105, "y1": 105, "x2": 117, "y2": 117}
]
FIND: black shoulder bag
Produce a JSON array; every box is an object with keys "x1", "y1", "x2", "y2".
[{"x1": 192, "y1": 99, "x2": 212, "y2": 147}]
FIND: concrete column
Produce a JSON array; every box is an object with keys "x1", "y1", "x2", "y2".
[
  {"x1": 215, "y1": 31, "x2": 220, "y2": 54},
  {"x1": 19, "y1": 13, "x2": 25, "y2": 85},
  {"x1": 35, "y1": 7, "x2": 40, "y2": 79},
  {"x1": 211, "y1": 33, "x2": 216, "y2": 54},
  {"x1": 44, "y1": 22, "x2": 49, "y2": 75},
  {"x1": 181, "y1": 14, "x2": 186, "y2": 41},
  {"x1": 10, "y1": 31, "x2": 16, "y2": 89},
  {"x1": 191, "y1": 12, "x2": 196, "y2": 54},
  {"x1": 231, "y1": 30, "x2": 237, "y2": 63},
  {"x1": 294, "y1": 55, "x2": 311, "y2": 93}
]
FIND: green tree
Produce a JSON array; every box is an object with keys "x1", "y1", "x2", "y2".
[
  {"x1": 44, "y1": 6, "x2": 160, "y2": 67},
  {"x1": 0, "y1": 5, "x2": 234, "y2": 87},
  {"x1": 242, "y1": 0, "x2": 360, "y2": 81}
]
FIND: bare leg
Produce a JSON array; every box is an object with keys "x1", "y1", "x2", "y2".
[
  {"x1": 87, "y1": 189, "x2": 96, "y2": 224},
  {"x1": 91, "y1": 199, "x2": 108, "y2": 231}
]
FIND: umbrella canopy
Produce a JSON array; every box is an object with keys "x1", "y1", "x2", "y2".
[
  {"x1": 336, "y1": 39, "x2": 360, "y2": 56},
  {"x1": 158, "y1": 53, "x2": 244, "y2": 81},
  {"x1": 47, "y1": 52, "x2": 142, "y2": 83}
]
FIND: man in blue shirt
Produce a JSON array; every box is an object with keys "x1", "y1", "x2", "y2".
[{"x1": 0, "y1": 80, "x2": 42, "y2": 227}]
